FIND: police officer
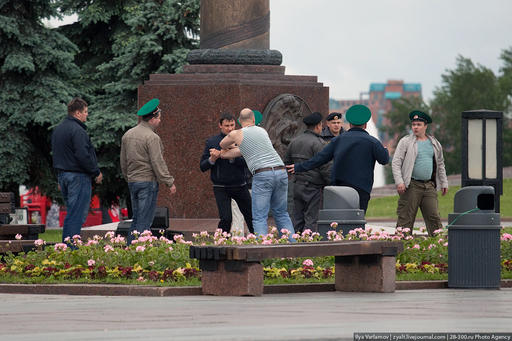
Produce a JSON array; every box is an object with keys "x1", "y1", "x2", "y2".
[
  {"x1": 321, "y1": 112, "x2": 344, "y2": 142},
  {"x1": 285, "y1": 112, "x2": 330, "y2": 233}
]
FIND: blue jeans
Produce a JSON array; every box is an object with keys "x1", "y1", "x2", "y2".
[
  {"x1": 58, "y1": 172, "x2": 92, "y2": 243},
  {"x1": 251, "y1": 169, "x2": 294, "y2": 237},
  {"x1": 128, "y1": 181, "x2": 159, "y2": 244}
]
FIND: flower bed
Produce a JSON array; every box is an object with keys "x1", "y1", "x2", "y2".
[{"x1": 1, "y1": 227, "x2": 512, "y2": 285}]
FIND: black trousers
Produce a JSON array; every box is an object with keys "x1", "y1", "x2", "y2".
[
  {"x1": 292, "y1": 182, "x2": 323, "y2": 233},
  {"x1": 213, "y1": 185, "x2": 254, "y2": 234},
  {"x1": 334, "y1": 181, "x2": 370, "y2": 212}
]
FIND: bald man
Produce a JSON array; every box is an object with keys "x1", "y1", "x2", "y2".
[{"x1": 219, "y1": 108, "x2": 295, "y2": 238}]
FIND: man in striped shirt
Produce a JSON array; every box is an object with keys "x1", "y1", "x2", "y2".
[{"x1": 219, "y1": 108, "x2": 295, "y2": 238}]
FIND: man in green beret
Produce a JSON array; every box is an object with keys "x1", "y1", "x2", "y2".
[
  {"x1": 120, "y1": 98, "x2": 176, "y2": 244},
  {"x1": 287, "y1": 105, "x2": 389, "y2": 211},
  {"x1": 285, "y1": 112, "x2": 330, "y2": 233},
  {"x1": 392, "y1": 110, "x2": 448, "y2": 236}
]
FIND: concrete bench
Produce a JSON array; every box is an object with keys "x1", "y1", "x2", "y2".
[{"x1": 189, "y1": 240, "x2": 404, "y2": 296}]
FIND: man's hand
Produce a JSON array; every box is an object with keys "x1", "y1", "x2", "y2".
[
  {"x1": 286, "y1": 164, "x2": 295, "y2": 174},
  {"x1": 441, "y1": 187, "x2": 448, "y2": 196},
  {"x1": 209, "y1": 148, "x2": 221, "y2": 162},
  {"x1": 170, "y1": 184, "x2": 176, "y2": 195},
  {"x1": 95, "y1": 172, "x2": 103, "y2": 184},
  {"x1": 396, "y1": 183, "x2": 406, "y2": 195}
]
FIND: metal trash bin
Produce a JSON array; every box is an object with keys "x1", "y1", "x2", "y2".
[
  {"x1": 317, "y1": 186, "x2": 366, "y2": 239},
  {"x1": 448, "y1": 186, "x2": 501, "y2": 288}
]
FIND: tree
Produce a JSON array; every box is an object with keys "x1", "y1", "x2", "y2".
[
  {"x1": 0, "y1": 0, "x2": 80, "y2": 200},
  {"x1": 382, "y1": 96, "x2": 430, "y2": 144},
  {"x1": 55, "y1": 0, "x2": 200, "y2": 205},
  {"x1": 430, "y1": 56, "x2": 510, "y2": 175},
  {"x1": 499, "y1": 46, "x2": 512, "y2": 167}
]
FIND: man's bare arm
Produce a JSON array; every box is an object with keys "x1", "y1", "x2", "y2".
[
  {"x1": 220, "y1": 130, "x2": 240, "y2": 149},
  {"x1": 221, "y1": 147, "x2": 242, "y2": 159}
]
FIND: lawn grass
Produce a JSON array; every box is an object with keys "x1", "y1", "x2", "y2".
[
  {"x1": 37, "y1": 229, "x2": 62, "y2": 243},
  {"x1": 367, "y1": 178, "x2": 512, "y2": 218}
]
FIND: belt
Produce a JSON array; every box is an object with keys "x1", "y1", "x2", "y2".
[
  {"x1": 412, "y1": 178, "x2": 431, "y2": 183},
  {"x1": 254, "y1": 166, "x2": 286, "y2": 174}
]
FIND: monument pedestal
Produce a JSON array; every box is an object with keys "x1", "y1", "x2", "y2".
[{"x1": 138, "y1": 64, "x2": 329, "y2": 218}]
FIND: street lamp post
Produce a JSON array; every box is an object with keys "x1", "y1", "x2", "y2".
[{"x1": 461, "y1": 110, "x2": 503, "y2": 212}]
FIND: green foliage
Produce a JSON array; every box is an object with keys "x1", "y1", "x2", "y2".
[
  {"x1": 0, "y1": 0, "x2": 199, "y2": 206},
  {"x1": 430, "y1": 55, "x2": 510, "y2": 174},
  {"x1": 55, "y1": 0, "x2": 200, "y2": 204},
  {"x1": 0, "y1": 1, "x2": 80, "y2": 198}
]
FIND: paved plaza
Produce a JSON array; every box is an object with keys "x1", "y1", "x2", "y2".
[{"x1": 0, "y1": 289, "x2": 511, "y2": 340}]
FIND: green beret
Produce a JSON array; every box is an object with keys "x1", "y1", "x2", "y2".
[
  {"x1": 303, "y1": 112, "x2": 323, "y2": 125},
  {"x1": 137, "y1": 98, "x2": 160, "y2": 116},
  {"x1": 326, "y1": 112, "x2": 342, "y2": 121},
  {"x1": 409, "y1": 110, "x2": 432, "y2": 124},
  {"x1": 253, "y1": 110, "x2": 263, "y2": 125},
  {"x1": 345, "y1": 105, "x2": 371, "y2": 125}
]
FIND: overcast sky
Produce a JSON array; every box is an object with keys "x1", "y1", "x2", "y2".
[{"x1": 269, "y1": 0, "x2": 512, "y2": 102}]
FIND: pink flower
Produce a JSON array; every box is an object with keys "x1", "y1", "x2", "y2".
[
  {"x1": 327, "y1": 230, "x2": 337, "y2": 240},
  {"x1": 302, "y1": 259, "x2": 314, "y2": 267},
  {"x1": 86, "y1": 240, "x2": 98, "y2": 246},
  {"x1": 104, "y1": 245, "x2": 114, "y2": 252},
  {"x1": 137, "y1": 276, "x2": 145, "y2": 282},
  {"x1": 330, "y1": 222, "x2": 338, "y2": 228},
  {"x1": 412, "y1": 244, "x2": 420, "y2": 249},
  {"x1": 402, "y1": 228, "x2": 411, "y2": 233},
  {"x1": 501, "y1": 233, "x2": 512, "y2": 241},
  {"x1": 54, "y1": 243, "x2": 68, "y2": 251},
  {"x1": 443, "y1": 242, "x2": 448, "y2": 247},
  {"x1": 15, "y1": 234, "x2": 22, "y2": 240},
  {"x1": 34, "y1": 239, "x2": 45, "y2": 246},
  {"x1": 292, "y1": 233, "x2": 300, "y2": 239},
  {"x1": 135, "y1": 246, "x2": 145, "y2": 252},
  {"x1": 104, "y1": 231, "x2": 115, "y2": 239},
  {"x1": 87, "y1": 259, "x2": 96, "y2": 266},
  {"x1": 280, "y1": 228, "x2": 290, "y2": 235}
]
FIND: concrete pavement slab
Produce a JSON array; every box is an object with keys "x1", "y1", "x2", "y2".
[{"x1": 0, "y1": 289, "x2": 510, "y2": 340}]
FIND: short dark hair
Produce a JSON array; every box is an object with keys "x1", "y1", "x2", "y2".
[
  {"x1": 219, "y1": 112, "x2": 235, "y2": 125},
  {"x1": 141, "y1": 110, "x2": 160, "y2": 122},
  {"x1": 67, "y1": 97, "x2": 88, "y2": 115}
]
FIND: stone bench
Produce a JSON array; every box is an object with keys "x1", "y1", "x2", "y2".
[
  {"x1": 189, "y1": 240, "x2": 404, "y2": 296},
  {"x1": 0, "y1": 224, "x2": 45, "y2": 241}
]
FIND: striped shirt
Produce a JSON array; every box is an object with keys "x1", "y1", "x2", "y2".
[{"x1": 239, "y1": 126, "x2": 283, "y2": 174}]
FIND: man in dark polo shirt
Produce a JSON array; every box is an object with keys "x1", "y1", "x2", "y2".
[{"x1": 200, "y1": 112, "x2": 253, "y2": 234}]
